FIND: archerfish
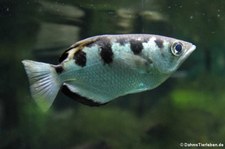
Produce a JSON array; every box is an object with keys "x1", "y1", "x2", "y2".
[{"x1": 22, "y1": 34, "x2": 196, "y2": 111}]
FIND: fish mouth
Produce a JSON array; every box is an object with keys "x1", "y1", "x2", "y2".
[
  {"x1": 187, "y1": 44, "x2": 196, "y2": 56},
  {"x1": 173, "y1": 44, "x2": 196, "y2": 71},
  {"x1": 180, "y1": 44, "x2": 196, "y2": 62},
  {"x1": 153, "y1": 44, "x2": 196, "y2": 75}
]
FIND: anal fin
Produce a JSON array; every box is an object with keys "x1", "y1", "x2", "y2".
[{"x1": 61, "y1": 85, "x2": 108, "y2": 106}]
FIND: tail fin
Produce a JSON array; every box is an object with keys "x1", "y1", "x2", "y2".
[{"x1": 22, "y1": 60, "x2": 61, "y2": 112}]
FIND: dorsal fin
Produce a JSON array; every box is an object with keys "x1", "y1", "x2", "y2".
[
  {"x1": 58, "y1": 47, "x2": 73, "y2": 63},
  {"x1": 58, "y1": 37, "x2": 98, "y2": 63}
]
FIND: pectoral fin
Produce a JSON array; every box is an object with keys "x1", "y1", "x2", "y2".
[{"x1": 116, "y1": 51, "x2": 153, "y2": 74}]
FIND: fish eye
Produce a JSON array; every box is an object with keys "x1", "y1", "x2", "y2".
[{"x1": 171, "y1": 41, "x2": 183, "y2": 56}]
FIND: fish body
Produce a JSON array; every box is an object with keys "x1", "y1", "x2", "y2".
[{"x1": 22, "y1": 34, "x2": 196, "y2": 111}]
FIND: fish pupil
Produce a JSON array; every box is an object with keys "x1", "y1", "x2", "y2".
[
  {"x1": 175, "y1": 44, "x2": 182, "y2": 54},
  {"x1": 171, "y1": 41, "x2": 184, "y2": 56}
]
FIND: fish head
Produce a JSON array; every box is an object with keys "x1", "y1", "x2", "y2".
[{"x1": 148, "y1": 36, "x2": 196, "y2": 74}]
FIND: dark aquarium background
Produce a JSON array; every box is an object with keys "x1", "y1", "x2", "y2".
[{"x1": 1, "y1": 0, "x2": 225, "y2": 149}]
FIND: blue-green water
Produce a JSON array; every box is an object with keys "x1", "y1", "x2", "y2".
[{"x1": 1, "y1": 0, "x2": 225, "y2": 149}]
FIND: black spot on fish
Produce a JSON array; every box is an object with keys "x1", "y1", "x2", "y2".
[
  {"x1": 117, "y1": 38, "x2": 127, "y2": 45},
  {"x1": 74, "y1": 50, "x2": 86, "y2": 67},
  {"x1": 59, "y1": 47, "x2": 74, "y2": 63},
  {"x1": 130, "y1": 39, "x2": 143, "y2": 55},
  {"x1": 54, "y1": 65, "x2": 64, "y2": 74},
  {"x1": 155, "y1": 39, "x2": 163, "y2": 49},
  {"x1": 99, "y1": 38, "x2": 113, "y2": 64},
  {"x1": 61, "y1": 85, "x2": 107, "y2": 106}
]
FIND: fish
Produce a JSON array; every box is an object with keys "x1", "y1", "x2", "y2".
[{"x1": 22, "y1": 34, "x2": 196, "y2": 111}]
